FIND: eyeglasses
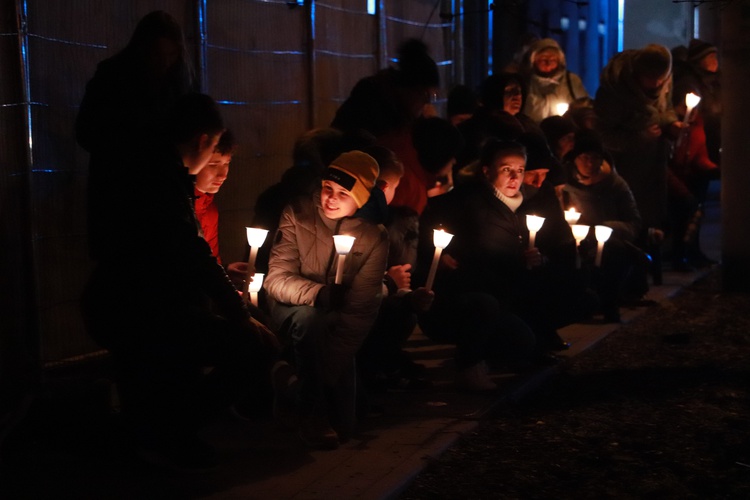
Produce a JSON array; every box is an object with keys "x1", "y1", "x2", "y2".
[{"x1": 504, "y1": 87, "x2": 522, "y2": 97}]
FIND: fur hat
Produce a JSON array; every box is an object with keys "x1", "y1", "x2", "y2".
[
  {"x1": 324, "y1": 151, "x2": 380, "y2": 208},
  {"x1": 633, "y1": 44, "x2": 672, "y2": 78},
  {"x1": 688, "y1": 38, "x2": 717, "y2": 64}
]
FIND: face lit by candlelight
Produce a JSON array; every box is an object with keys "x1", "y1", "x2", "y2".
[
  {"x1": 523, "y1": 168, "x2": 549, "y2": 188},
  {"x1": 321, "y1": 180, "x2": 358, "y2": 220},
  {"x1": 195, "y1": 152, "x2": 231, "y2": 193},
  {"x1": 483, "y1": 153, "x2": 526, "y2": 198}
]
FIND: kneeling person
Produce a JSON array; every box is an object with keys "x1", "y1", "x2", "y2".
[{"x1": 264, "y1": 151, "x2": 389, "y2": 449}]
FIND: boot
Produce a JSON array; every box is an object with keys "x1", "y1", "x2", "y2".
[{"x1": 458, "y1": 361, "x2": 497, "y2": 392}]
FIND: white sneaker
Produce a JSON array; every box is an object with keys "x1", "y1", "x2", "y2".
[{"x1": 459, "y1": 361, "x2": 498, "y2": 392}]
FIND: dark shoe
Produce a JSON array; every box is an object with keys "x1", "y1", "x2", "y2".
[
  {"x1": 298, "y1": 416, "x2": 339, "y2": 450},
  {"x1": 271, "y1": 361, "x2": 299, "y2": 424},
  {"x1": 671, "y1": 258, "x2": 694, "y2": 273},
  {"x1": 688, "y1": 251, "x2": 717, "y2": 269},
  {"x1": 136, "y1": 433, "x2": 218, "y2": 473},
  {"x1": 602, "y1": 309, "x2": 621, "y2": 324}
]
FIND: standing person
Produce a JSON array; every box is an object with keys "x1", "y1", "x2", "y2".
[
  {"x1": 264, "y1": 151, "x2": 388, "y2": 450},
  {"x1": 686, "y1": 39, "x2": 721, "y2": 165},
  {"x1": 521, "y1": 38, "x2": 589, "y2": 123},
  {"x1": 80, "y1": 94, "x2": 282, "y2": 471},
  {"x1": 595, "y1": 44, "x2": 682, "y2": 282},
  {"x1": 76, "y1": 10, "x2": 196, "y2": 260},
  {"x1": 331, "y1": 38, "x2": 439, "y2": 139}
]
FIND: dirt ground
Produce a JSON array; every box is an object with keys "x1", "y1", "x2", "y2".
[{"x1": 401, "y1": 269, "x2": 750, "y2": 499}]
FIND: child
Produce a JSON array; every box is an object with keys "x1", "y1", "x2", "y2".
[
  {"x1": 264, "y1": 151, "x2": 388, "y2": 449},
  {"x1": 194, "y1": 130, "x2": 235, "y2": 264}
]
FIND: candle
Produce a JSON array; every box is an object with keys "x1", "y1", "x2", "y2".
[
  {"x1": 244, "y1": 227, "x2": 269, "y2": 305},
  {"x1": 684, "y1": 92, "x2": 701, "y2": 123},
  {"x1": 525, "y1": 214, "x2": 545, "y2": 249},
  {"x1": 556, "y1": 102, "x2": 569, "y2": 116},
  {"x1": 247, "y1": 273, "x2": 264, "y2": 307},
  {"x1": 425, "y1": 229, "x2": 454, "y2": 292},
  {"x1": 333, "y1": 235, "x2": 356, "y2": 284},
  {"x1": 564, "y1": 207, "x2": 581, "y2": 225},
  {"x1": 571, "y1": 224, "x2": 590, "y2": 269},
  {"x1": 594, "y1": 225, "x2": 613, "y2": 267}
]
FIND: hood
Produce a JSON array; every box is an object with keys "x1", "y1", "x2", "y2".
[{"x1": 524, "y1": 38, "x2": 567, "y2": 78}]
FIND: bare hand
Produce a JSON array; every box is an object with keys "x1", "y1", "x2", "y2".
[
  {"x1": 646, "y1": 123, "x2": 662, "y2": 139},
  {"x1": 409, "y1": 287, "x2": 435, "y2": 312},
  {"x1": 524, "y1": 247, "x2": 543, "y2": 269},
  {"x1": 387, "y1": 264, "x2": 412, "y2": 290},
  {"x1": 226, "y1": 261, "x2": 250, "y2": 290},
  {"x1": 441, "y1": 253, "x2": 459, "y2": 270},
  {"x1": 668, "y1": 120, "x2": 687, "y2": 138}
]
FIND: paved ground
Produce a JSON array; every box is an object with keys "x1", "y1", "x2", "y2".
[{"x1": 0, "y1": 184, "x2": 722, "y2": 500}]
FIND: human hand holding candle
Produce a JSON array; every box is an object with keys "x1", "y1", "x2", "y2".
[
  {"x1": 571, "y1": 224, "x2": 590, "y2": 268},
  {"x1": 247, "y1": 273, "x2": 264, "y2": 307},
  {"x1": 425, "y1": 229, "x2": 454, "y2": 292},
  {"x1": 333, "y1": 234, "x2": 356, "y2": 284},
  {"x1": 594, "y1": 225, "x2": 613, "y2": 267},
  {"x1": 564, "y1": 207, "x2": 581, "y2": 225},
  {"x1": 244, "y1": 227, "x2": 268, "y2": 304},
  {"x1": 526, "y1": 214, "x2": 545, "y2": 249}
]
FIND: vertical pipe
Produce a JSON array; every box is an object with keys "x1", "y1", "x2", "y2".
[
  {"x1": 452, "y1": 0, "x2": 464, "y2": 85},
  {"x1": 196, "y1": 0, "x2": 208, "y2": 92},
  {"x1": 306, "y1": 0, "x2": 317, "y2": 128},
  {"x1": 720, "y1": 3, "x2": 750, "y2": 291},
  {"x1": 377, "y1": 0, "x2": 387, "y2": 69},
  {"x1": 15, "y1": 0, "x2": 41, "y2": 382},
  {"x1": 16, "y1": 0, "x2": 32, "y2": 167}
]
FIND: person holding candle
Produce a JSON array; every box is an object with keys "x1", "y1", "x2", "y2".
[
  {"x1": 668, "y1": 44, "x2": 721, "y2": 270},
  {"x1": 595, "y1": 44, "x2": 684, "y2": 285},
  {"x1": 264, "y1": 151, "x2": 388, "y2": 449},
  {"x1": 356, "y1": 146, "x2": 434, "y2": 402},
  {"x1": 417, "y1": 139, "x2": 578, "y2": 391},
  {"x1": 562, "y1": 130, "x2": 644, "y2": 322},
  {"x1": 520, "y1": 38, "x2": 589, "y2": 124},
  {"x1": 80, "y1": 94, "x2": 283, "y2": 471}
]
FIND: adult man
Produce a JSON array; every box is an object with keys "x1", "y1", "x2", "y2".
[{"x1": 81, "y1": 94, "x2": 279, "y2": 471}]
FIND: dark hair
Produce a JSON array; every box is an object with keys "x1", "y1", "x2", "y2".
[
  {"x1": 412, "y1": 117, "x2": 464, "y2": 174},
  {"x1": 363, "y1": 145, "x2": 404, "y2": 180},
  {"x1": 118, "y1": 10, "x2": 195, "y2": 91},
  {"x1": 479, "y1": 139, "x2": 527, "y2": 168},
  {"x1": 396, "y1": 38, "x2": 440, "y2": 88},
  {"x1": 480, "y1": 73, "x2": 525, "y2": 111},
  {"x1": 215, "y1": 129, "x2": 237, "y2": 155},
  {"x1": 166, "y1": 93, "x2": 224, "y2": 145},
  {"x1": 447, "y1": 85, "x2": 480, "y2": 118}
]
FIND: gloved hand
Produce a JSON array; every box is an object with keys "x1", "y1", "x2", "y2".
[{"x1": 315, "y1": 284, "x2": 347, "y2": 311}]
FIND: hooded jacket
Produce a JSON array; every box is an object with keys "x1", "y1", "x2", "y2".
[
  {"x1": 595, "y1": 49, "x2": 678, "y2": 152},
  {"x1": 521, "y1": 38, "x2": 589, "y2": 123}
]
